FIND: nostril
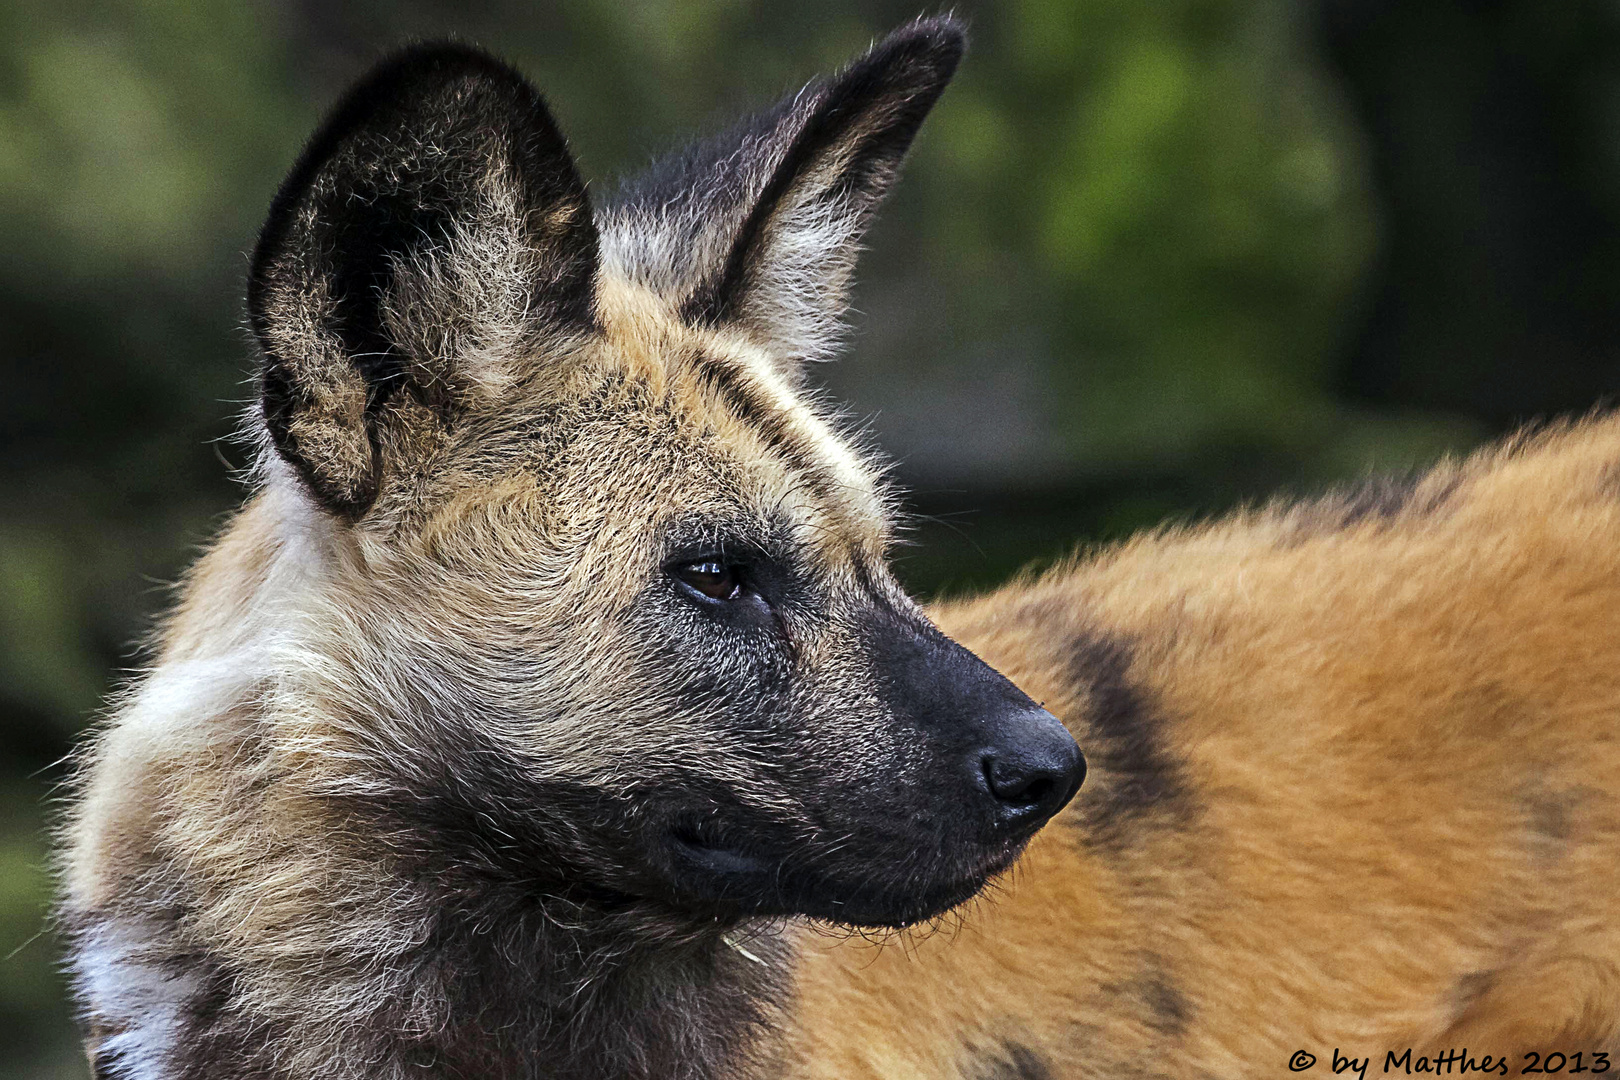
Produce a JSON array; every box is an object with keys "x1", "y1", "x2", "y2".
[
  {"x1": 982, "y1": 755, "x2": 1058, "y2": 807},
  {"x1": 977, "y1": 706, "x2": 1086, "y2": 825},
  {"x1": 1013, "y1": 773, "x2": 1057, "y2": 807}
]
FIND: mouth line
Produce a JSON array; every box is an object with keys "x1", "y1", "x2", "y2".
[
  {"x1": 805, "y1": 861, "x2": 1011, "y2": 929},
  {"x1": 659, "y1": 818, "x2": 1035, "y2": 926},
  {"x1": 669, "y1": 825, "x2": 775, "y2": 877}
]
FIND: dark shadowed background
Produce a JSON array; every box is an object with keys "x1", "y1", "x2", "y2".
[{"x1": 5, "y1": 1, "x2": 1619, "y2": 1073}]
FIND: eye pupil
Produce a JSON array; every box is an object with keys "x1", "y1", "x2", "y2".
[{"x1": 675, "y1": 560, "x2": 742, "y2": 601}]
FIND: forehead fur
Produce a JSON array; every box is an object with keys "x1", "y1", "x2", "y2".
[
  {"x1": 599, "y1": 273, "x2": 890, "y2": 540},
  {"x1": 389, "y1": 270, "x2": 895, "y2": 582}
]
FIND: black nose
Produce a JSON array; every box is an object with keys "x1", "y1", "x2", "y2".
[{"x1": 980, "y1": 708, "x2": 1085, "y2": 829}]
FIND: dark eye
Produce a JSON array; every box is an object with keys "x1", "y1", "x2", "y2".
[{"x1": 671, "y1": 560, "x2": 745, "y2": 602}]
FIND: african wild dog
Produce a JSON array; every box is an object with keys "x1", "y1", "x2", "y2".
[
  {"x1": 59, "y1": 17, "x2": 1084, "y2": 1080},
  {"x1": 57, "y1": 13, "x2": 1620, "y2": 1080}
]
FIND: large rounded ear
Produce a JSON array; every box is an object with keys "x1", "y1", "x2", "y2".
[
  {"x1": 605, "y1": 17, "x2": 962, "y2": 370},
  {"x1": 249, "y1": 44, "x2": 597, "y2": 520}
]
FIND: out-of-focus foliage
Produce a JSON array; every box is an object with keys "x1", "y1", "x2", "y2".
[
  {"x1": 897, "y1": 0, "x2": 1379, "y2": 463},
  {"x1": 3, "y1": 2, "x2": 1618, "y2": 1075}
]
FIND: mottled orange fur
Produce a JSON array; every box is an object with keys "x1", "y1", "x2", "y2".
[{"x1": 782, "y1": 418, "x2": 1620, "y2": 1075}]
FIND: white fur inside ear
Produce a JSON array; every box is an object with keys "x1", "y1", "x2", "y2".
[
  {"x1": 733, "y1": 183, "x2": 865, "y2": 365},
  {"x1": 72, "y1": 917, "x2": 200, "y2": 1080},
  {"x1": 386, "y1": 174, "x2": 570, "y2": 403}
]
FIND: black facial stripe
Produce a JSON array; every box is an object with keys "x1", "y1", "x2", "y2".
[
  {"x1": 848, "y1": 550, "x2": 900, "y2": 617},
  {"x1": 689, "y1": 353, "x2": 847, "y2": 510}
]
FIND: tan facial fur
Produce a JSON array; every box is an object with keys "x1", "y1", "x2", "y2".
[{"x1": 61, "y1": 242, "x2": 911, "y2": 1080}]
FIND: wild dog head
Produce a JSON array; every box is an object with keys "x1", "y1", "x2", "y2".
[{"x1": 247, "y1": 17, "x2": 1083, "y2": 930}]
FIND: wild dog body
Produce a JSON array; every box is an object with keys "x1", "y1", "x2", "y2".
[
  {"x1": 783, "y1": 421, "x2": 1620, "y2": 1075},
  {"x1": 60, "y1": 20, "x2": 1086, "y2": 1080}
]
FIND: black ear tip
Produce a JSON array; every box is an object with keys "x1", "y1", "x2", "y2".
[
  {"x1": 383, "y1": 39, "x2": 503, "y2": 65},
  {"x1": 861, "y1": 14, "x2": 969, "y2": 89},
  {"x1": 889, "y1": 13, "x2": 970, "y2": 60},
  {"x1": 331, "y1": 40, "x2": 540, "y2": 115},
  {"x1": 367, "y1": 40, "x2": 526, "y2": 82},
  {"x1": 299, "y1": 40, "x2": 548, "y2": 158},
  {"x1": 904, "y1": 12, "x2": 970, "y2": 51},
  {"x1": 249, "y1": 37, "x2": 560, "y2": 302}
]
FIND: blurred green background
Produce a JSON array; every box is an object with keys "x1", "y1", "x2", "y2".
[{"x1": 5, "y1": 0, "x2": 1620, "y2": 1073}]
